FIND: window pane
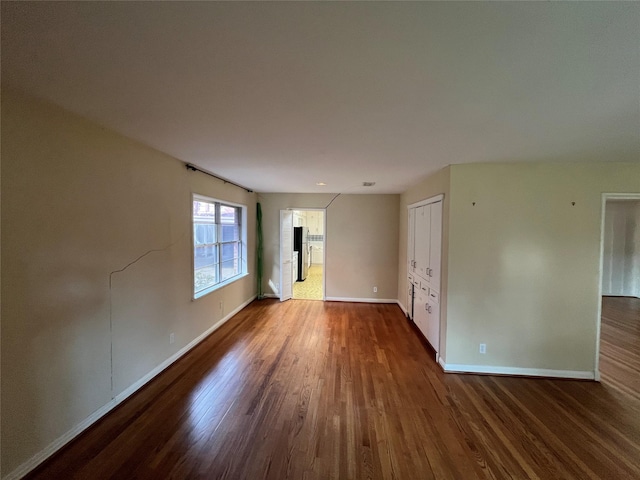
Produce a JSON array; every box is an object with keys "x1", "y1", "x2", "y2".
[
  {"x1": 195, "y1": 268, "x2": 218, "y2": 292},
  {"x1": 221, "y1": 242, "x2": 239, "y2": 262},
  {"x1": 193, "y1": 200, "x2": 216, "y2": 221},
  {"x1": 194, "y1": 244, "x2": 218, "y2": 269},
  {"x1": 194, "y1": 223, "x2": 216, "y2": 245},
  {"x1": 220, "y1": 224, "x2": 239, "y2": 242},
  {"x1": 221, "y1": 259, "x2": 239, "y2": 281},
  {"x1": 220, "y1": 205, "x2": 238, "y2": 224},
  {"x1": 194, "y1": 244, "x2": 218, "y2": 293}
]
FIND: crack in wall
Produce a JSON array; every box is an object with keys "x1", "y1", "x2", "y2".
[{"x1": 107, "y1": 233, "x2": 186, "y2": 397}]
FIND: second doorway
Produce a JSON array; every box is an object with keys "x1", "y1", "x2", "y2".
[{"x1": 292, "y1": 209, "x2": 325, "y2": 300}]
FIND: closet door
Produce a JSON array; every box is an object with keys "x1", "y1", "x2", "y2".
[
  {"x1": 426, "y1": 289, "x2": 440, "y2": 352},
  {"x1": 408, "y1": 208, "x2": 416, "y2": 275},
  {"x1": 414, "y1": 206, "x2": 431, "y2": 280},
  {"x1": 428, "y1": 202, "x2": 442, "y2": 291},
  {"x1": 414, "y1": 282, "x2": 429, "y2": 336},
  {"x1": 407, "y1": 196, "x2": 443, "y2": 356},
  {"x1": 407, "y1": 281, "x2": 414, "y2": 320}
]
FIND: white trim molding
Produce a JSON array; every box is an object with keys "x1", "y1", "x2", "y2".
[
  {"x1": 2, "y1": 401, "x2": 117, "y2": 480},
  {"x1": 407, "y1": 193, "x2": 444, "y2": 210},
  {"x1": 325, "y1": 297, "x2": 398, "y2": 304},
  {"x1": 5, "y1": 294, "x2": 257, "y2": 480},
  {"x1": 438, "y1": 361, "x2": 595, "y2": 380}
]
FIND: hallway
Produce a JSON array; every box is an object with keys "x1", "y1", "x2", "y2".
[{"x1": 600, "y1": 296, "x2": 640, "y2": 401}]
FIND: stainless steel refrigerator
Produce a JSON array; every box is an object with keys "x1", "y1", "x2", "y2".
[{"x1": 293, "y1": 226, "x2": 309, "y2": 281}]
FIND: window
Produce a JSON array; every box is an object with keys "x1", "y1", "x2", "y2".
[{"x1": 193, "y1": 194, "x2": 247, "y2": 298}]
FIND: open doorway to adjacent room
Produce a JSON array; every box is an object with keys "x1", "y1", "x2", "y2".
[
  {"x1": 597, "y1": 194, "x2": 640, "y2": 398},
  {"x1": 292, "y1": 209, "x2": 325, "y2": 300},
  {"x1": 279, "y1": 209, "x2": 325, "y2": 301}
]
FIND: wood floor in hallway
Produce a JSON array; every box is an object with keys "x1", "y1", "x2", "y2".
[
  {"x1": 599, "y1": 296, "x2": 640, "y2": 402},
  {"x1": 26, "y1": 299, "x2": 640, "y2": 479}
]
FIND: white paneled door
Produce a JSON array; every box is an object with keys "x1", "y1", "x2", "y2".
[
  {"x1": 408, "y1": 207, "x2": 415, "y2": 275},
  {"x1": 429, "y1": 201, "x2": 442, "y2": 291},
  {"x1": 414, "y1": 205, "x2": 431, "y2": 280},
  {"x1": 280, "y1": 210, "x2": 293, "y2": 301},
  {"x1": 407, "y1": 196, "x2": 443, "y2": 355}
]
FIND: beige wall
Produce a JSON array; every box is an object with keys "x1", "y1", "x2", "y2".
[
  {"x1": 1, "y1": 90, "x2": 257, "y2": 475},
  {"x1": 445, "y1": 162, "x2": 640, "y2": 372},
  {"x1": 258, "y1": 193, "x2": 400, "y2": 300},
  {"x1": 398, "y1": 167, "x2": 450, "y2": 357}
]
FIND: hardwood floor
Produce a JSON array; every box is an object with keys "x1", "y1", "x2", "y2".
[
  {"x1": 26, "y1": 299, "x2": 640, "y2": 479},
  {"x1": 600, "y1": 296, "x2": 640, "y2": 401}
]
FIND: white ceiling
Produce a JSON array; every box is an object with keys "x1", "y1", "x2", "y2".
[{"x1": 2, "y1": 2, "x2": 639, "y2": 194}]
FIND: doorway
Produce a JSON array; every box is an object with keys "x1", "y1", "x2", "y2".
[
  {"x1": 597, "y1": 194, "x2": 640, "y2": 393},
  {"x1": 279, "y1": 209, "x2": 326, "y2": 301}
]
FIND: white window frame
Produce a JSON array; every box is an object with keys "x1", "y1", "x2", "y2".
[{"x1": 192, "y1": 193, "x2": 248, "y2": 299}]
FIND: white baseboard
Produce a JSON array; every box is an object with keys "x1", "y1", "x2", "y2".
[
  {"x1": 439, "y1": 361, "x2": 594, "y2": 380},
  {"x1": 115, "y1": 294, "x2": 256, "y2": 403},
  {"x1": 325, "y1": 296, "x2": 398, "y2": 304},
  {"x1": 262, "y1": 295, "x2": 403, "y2": 307},
  {"x1": 4, "y1": 294, "x2": 257, "y2": 480},
  {"x1": 2, "y1": 400, "x2": 118, "y2": 480}
]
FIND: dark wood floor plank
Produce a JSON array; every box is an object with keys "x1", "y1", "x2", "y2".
[{"x1": 24, "y1": 298, "x2": 640, "y2": 480}]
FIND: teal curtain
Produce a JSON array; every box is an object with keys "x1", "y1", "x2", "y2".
[{"x1": 256, "y1": 202, "x2": 264, "y2": 299}]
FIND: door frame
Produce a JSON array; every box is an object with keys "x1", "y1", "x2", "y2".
[
  {"x1": 280, "y1": 207, "x2": 327, "y2": 301},
  {"x1": 595, "y1": 192, "x2": 640, "y2": 381}
]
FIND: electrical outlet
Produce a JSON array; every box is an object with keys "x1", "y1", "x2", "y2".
[
  {"x1": 170, "y1": 333, "x2": 175, "y2": 345},
  {"x1": 373, "y1": 286, "x2": 378, "y2": 293},
  {"x1": 479, "y1": 343, "x2": 486, "y2": 354}
]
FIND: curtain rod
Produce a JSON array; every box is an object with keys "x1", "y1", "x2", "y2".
[{"x1": 186, "y1": 164, "x2": 253, "y2": 193}]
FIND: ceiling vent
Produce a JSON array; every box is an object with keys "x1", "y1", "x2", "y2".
[{"x1": 362, "y1": 182, "x2": 376, "y2": 187}]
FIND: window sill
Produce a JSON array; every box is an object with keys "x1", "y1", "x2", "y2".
[{"x1": 193, "y1": 271, "x2": 250, "y2": 300}]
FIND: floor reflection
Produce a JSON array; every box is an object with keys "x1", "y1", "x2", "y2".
[{"x1": 186, "y1": 340, "x2": 248, "y2": 444}]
